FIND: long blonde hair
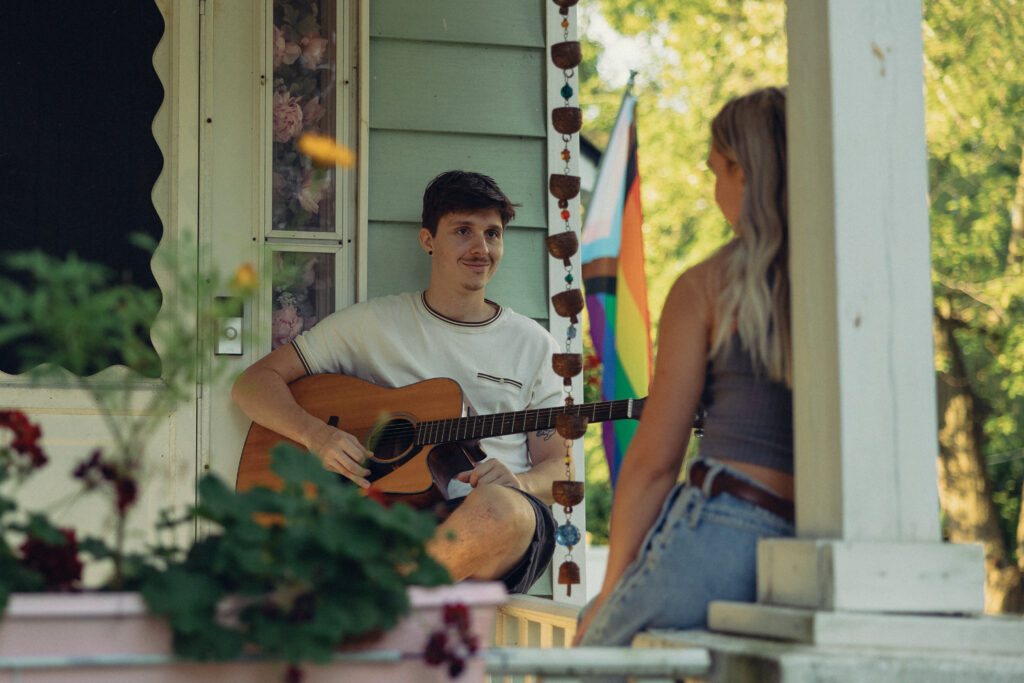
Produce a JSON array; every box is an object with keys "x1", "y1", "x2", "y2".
[{"x1": 709, "y1": 87, "x2": 791, "y2": 387}]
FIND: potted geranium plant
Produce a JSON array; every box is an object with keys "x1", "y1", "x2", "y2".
[{"x1": 0, "y1": 247, "x2": 504, "y2": 681}]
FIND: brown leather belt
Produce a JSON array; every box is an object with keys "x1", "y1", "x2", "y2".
[{"x1": 687, "y1": 461, "x2": 794, "y2": 524}]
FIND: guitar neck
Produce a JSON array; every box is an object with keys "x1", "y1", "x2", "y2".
[{"x1": 414, "y1": 398, "x2": 644, "y2": 445}]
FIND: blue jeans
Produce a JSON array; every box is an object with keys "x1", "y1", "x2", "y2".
[{"x1": 578, "y1": 460, "x2": 794, "y2": 648}]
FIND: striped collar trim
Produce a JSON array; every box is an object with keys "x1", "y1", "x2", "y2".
[{"x1": 420, "y1": 292, "x2": 502, "y2": 327}]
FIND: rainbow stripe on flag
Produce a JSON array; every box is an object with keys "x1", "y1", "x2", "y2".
[{"x1": 582, "y1": 90, "x2": 652, "y2": 488}]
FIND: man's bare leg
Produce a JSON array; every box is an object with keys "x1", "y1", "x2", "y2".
[{"x1": 428, "y1": 483, "x2": 536, "y2": 582}]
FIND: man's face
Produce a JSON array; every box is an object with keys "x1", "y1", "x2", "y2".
[{"x1": 420, "y1": 209, "x2": 504, "y2": 293}]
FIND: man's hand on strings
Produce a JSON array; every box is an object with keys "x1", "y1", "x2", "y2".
[{"x1": 309, "y1": 422, "x2": 372, "y2": 488}]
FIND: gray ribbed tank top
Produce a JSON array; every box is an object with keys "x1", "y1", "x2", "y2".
[{"x1": 697, "y1": 338, "x2": 793, "y2": 473}]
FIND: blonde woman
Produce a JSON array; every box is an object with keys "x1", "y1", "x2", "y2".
[{"x1": 574, "y1": 87, "x2": 793, "y2": 647}]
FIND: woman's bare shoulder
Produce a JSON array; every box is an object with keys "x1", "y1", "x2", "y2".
[{"x1": 671, "y1": 242, "x2": 734, "y2": 298}]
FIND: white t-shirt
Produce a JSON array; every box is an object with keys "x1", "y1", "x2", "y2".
[{"x1": 292, "y1": 292, "x2": 564, "y2": 497}]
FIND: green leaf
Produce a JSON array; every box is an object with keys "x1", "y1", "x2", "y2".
[
  {"x1": 21, "y1": 514, "x2": 67, "y2": 544},
  {"x1": 268, "y1": 443, "x2": 338, "y2": 490},
  {"x1": 319, "y1": 517, "x2": 385, "y2": 558},
  {"x1": 77, "y1": 537, "x2": 116, "y2": 560},
  {"x1": 195, "y1": 474, "x2": 243, "y2": 523},
  {"x1": 141, "y1": 567, "x2": 222, "y2": 628},
  {"x1": 402, "y1": 554, "x2": 452, "y2": 587}
]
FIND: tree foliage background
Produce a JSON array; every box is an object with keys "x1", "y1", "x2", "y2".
[{"x1": 579, "y1": 0, "x2": 1023, "y2": 612}]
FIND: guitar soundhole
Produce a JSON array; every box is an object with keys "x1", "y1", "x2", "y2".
[{"x1": 366, "y1": 416, "x2": 416, "y2": 464}]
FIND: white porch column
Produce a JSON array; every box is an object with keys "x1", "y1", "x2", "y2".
[
  {"x1": 788, "y1": 0, "x2": 940, "y2": 546},
  {"x1": 709, "y1": 0, "x2": 990, "y2": 640}
]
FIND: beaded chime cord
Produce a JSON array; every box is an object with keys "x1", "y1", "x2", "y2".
[{"x1": 547, "y1": 0, "x2": 586, "y2": 597}]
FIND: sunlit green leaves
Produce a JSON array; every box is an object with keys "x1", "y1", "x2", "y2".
[
  {"x1": 578, "y1": 0, "x2": 787, "y2": 522},
  {"x1": 581, "y1": 0, "x2": 786, "y2": 320},
  {"x1": 0, "y1": 251, "x2": 162, "y2": 378},
  {"x1": 926, "y1": 0, "x2": 1024, "y2": 557},
  {"x1": 580, "y1": 0, "x2": 1023, "y2": 557},
  {"x1": 141, "y1": 445, "x2": 449, "y2": 664}
]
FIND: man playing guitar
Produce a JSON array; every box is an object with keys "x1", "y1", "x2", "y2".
[{"x1": 232, "y1": 171, "x2": 565, "y2": 593}]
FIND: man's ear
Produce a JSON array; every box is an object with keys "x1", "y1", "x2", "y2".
[{"x1": 418, "y1": 227, "x2": 433, "y2": 254}]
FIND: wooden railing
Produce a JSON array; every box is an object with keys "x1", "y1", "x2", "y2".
[
  {"x1": 487, "y1": 596, "x2": 712, "y2": 682},
  {"x1": 493, "y1": 594, "x2": 580, "y2": 649},
  {"x1": 488, "y1": 595, "x2": 578, "y2": 683}
]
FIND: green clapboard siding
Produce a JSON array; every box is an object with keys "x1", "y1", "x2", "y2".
[
  {"x1": 370, "y1": 39, "x2": 546, "y2": 137},
  {"x1": 367, "y1": 222, "x2": 551, "y2": 322},
  {"x1": 370, "y1": 0, "x2": 546, "y2": 48},
  {"x1": 366, "y1": 222, "x2": 430, "y2": 299},
  {"x1": 485, "y1": 227, "x2": 551, "y2": 321},
  {"x1": 366, "y1": 0, "x2": 551, "y2": 329},
  {"x1": 368, "y1": 130, "x2": 548, "y2": 228}
]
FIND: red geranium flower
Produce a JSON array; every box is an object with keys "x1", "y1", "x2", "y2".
[
  {"x1": 424, "y1": 603, "x2": 477, "y2": 677},
  {"x1": 72, "y1": 450, "x2": 139, "y2": 516},
  {"x1": 447, "y1": 657, "x2": 465, "y2": 678},
  {"x1": 364, "y1": 486, "x2": 390, "y2": 506},
  {"x1": 443, "y1": 603, "x2": 470, "y2": 631},
  {"x1": 0, "y1": 410, "x2": 47, "y2": 469},
  {"x1": 424, "y1": 631, "x2": 447, "y2": 665},
  {"x1": 115, "y1": 476, "x2": 138, "y2": 515},
  {"x1": 19, "y1": 528, "x2": 83, "y2": 591}
]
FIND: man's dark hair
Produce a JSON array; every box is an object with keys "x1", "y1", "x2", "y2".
[{"x1": 421, "y1": 170, "x2": 518, "y2": 235}]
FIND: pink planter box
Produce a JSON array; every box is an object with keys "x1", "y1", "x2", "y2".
[{"x1": 0, "y1": 582, "x2": 506, "y2": 682}]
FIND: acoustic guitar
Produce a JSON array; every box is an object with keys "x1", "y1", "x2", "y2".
[{"x1": 236, "y1": 374, "x2": 646, "y2": 508}]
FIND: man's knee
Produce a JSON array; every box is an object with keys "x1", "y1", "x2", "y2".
[{"x1": 462, "y1": 484, "x2": 535, "y2": 537}]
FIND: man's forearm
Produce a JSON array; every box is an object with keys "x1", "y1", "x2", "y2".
[
  {"x1": 515, "y1": 453, "x2": 564, "y2": 505},
  {"x1": 232, "y1": 366, "x2": 323, "y2": 450}
]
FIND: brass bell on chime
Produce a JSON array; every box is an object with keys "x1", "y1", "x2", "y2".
[
  {"x1": 548, "y1": 174, "x2": 581, "y2": 201},
  {"x1": 551, "y1": 289, "x2": 584, "y2": 323},
  {"x1": 550, "y1": 41, "x2": 582, "y2": 70},
  {"x1": 558, "y1": 560, "x2": 581, "y2": 595},
  {"x1": 552, "y1": 353, "x2": 582, "y2": 386},
  {"x1": 555, "y1": 413, "x2": 588, "y2": 440},
  {"x1": 546, "y1": 231, "x2": 578, "y2": 265},
  {"x1": 552, "y1": 107, "x2": 583, "y2": 135},
  {"x1": 552, "y1": 480, "x2": 585, "y2": 507}
]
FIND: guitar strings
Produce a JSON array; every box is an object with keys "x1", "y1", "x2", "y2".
[{"x1": 367, "y1": 399, "x2": 637, "y2": 447}]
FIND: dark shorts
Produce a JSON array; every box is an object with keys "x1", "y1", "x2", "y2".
[{"x1": 440, "y1": 488, "x2": 556, "y2": 594}]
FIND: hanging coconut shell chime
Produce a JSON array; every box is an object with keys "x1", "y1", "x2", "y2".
[{"x1": 547, "y1": 0, "x2": 585, "y2": 597}]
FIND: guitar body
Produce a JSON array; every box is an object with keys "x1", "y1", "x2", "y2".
[
  {"x1": 236, "y1": 375, "x2": 479, "y2": 508},
  {"x1": 237, "y1": 373, "x2": 647, "y2": 510}
]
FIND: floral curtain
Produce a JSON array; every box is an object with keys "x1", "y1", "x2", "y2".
[
  {"x1": 271, "y1": 0, "x2": 335, "y2": 232},
  {"x1": 271, "y1": 251, "x2": 335, "y2": 349},
  {"x1": 270, "y1": 0, "x2": 338, "y2": 349}
]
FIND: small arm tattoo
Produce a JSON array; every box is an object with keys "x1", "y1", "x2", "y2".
[{"x1": 536, "y1": 428, "x2": 556, "y2": 441}]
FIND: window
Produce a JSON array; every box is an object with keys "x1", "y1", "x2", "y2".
[
  {"x1": 0, "y1": 2, "x2": 165, "y2": 376},
  {"x1": 268, "y1": 0, "x2": 354, "y2": 349}
]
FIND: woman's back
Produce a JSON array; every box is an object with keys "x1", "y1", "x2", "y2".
[
  {"x1": 698, "y1": 336, "x2": 793, "y2": 474},
  {"x1": 574, "y1": 86, "x2": 794, "y2": 649}
]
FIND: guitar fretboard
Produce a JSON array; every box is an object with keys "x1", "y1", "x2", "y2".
[{"x1": 414, "y1": 398, "x2": 642, "y2": 445}]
